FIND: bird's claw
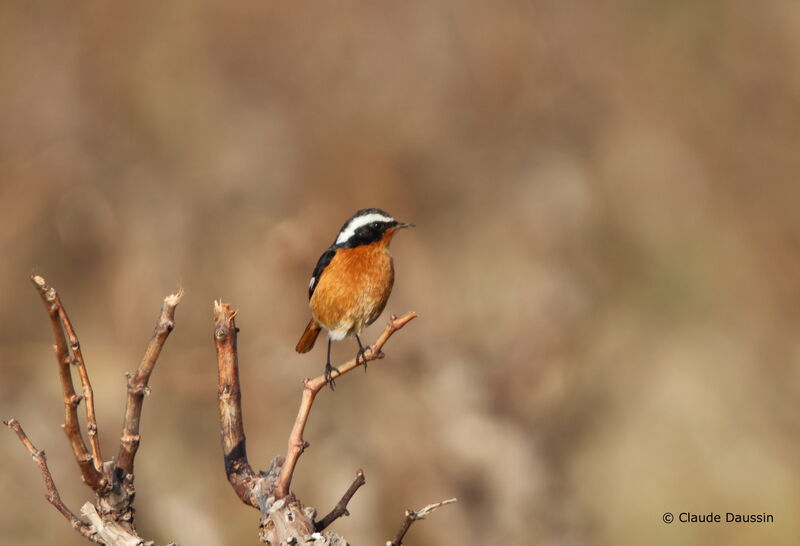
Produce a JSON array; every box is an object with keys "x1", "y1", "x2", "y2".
[
  {"x1": 356, "y1": 345, "x2": 370, "y2": 372},
  {"x1": 324, "y1": 363, "x2": 337, "y2": 391}
]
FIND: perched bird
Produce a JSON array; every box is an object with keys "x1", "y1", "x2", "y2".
[{"x1": 296, "y1": 208, "x2": 413, "y2": 386}]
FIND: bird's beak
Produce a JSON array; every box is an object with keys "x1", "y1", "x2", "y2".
[{"x1": 386, "y1": 221, "x2": 414, "y2": 238}]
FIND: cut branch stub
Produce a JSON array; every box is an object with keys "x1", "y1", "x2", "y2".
[{"x1": 213, "y1": 301, "x2": 265, "y2": 508}]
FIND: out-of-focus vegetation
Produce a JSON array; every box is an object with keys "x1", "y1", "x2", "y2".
[{"x1": 1, "y1": 2, "x2": 799, "y2": 545}]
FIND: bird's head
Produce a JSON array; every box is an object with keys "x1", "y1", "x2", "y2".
[{"x1": 335, "y1": 208, "x2": 414, "y2": 248}]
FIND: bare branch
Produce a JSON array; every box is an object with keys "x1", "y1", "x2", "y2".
[
  {"x1": 213, "y1": 301, "x2": 263, "y2": 508},
  {"x1": 18, "y1": 278, "x2": 182, "y2": 544},
  {"x1": 213, "y1": 304, "x2": 423, "y2": 544},
  {"x1": 117, "y1": 289, "x2": 183, "y2": 477},
  {"x1": 30, "y1": 275, "x2": 104, "y2": 490},
  {"x1": 387, "y1": 498, "x2": 457, "y2": 546},
  {"x1": 275, "y1": 312, "x2": 418, "y2": 499},
  {"x1": 4, "y1": 419, "x2": 96, "y2": 541},
  {"x1": 56, "y1": 295, "x2": 104, "y2": 475},
  {"x1": 314, "y1": 469, "x2": 366, "y2": 532}
]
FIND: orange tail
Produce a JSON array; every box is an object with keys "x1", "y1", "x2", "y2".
[{"x1": 295, "y1": 319, "x2": 322, "y2": 353}]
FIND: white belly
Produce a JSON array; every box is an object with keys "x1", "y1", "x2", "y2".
[{"x1": 327, "y1": 326, "x2": 351, "y2": 341}]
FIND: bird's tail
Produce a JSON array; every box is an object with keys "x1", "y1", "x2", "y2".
[{"x1": 295, "y1": 319, "x2": 322, "y2": 353}]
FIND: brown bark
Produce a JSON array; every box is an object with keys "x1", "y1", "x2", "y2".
[
  {"x1": 7, "y1": 276, "x2": 181, "y2": 545},
  {"x1": 8, "y1": 278, "x2": 453, "y2": 545},
  {"x1": 213, "y1": 301, "x2": 425, "y2": 544},
  {"x1": 117, "y1": 289, "x2": 183, "y2": 477},
  {"x1": 314, "y1": 470, "x2": 366, "y2": 532},
  {"x1": 3, "y1": 418, "x2": 97, "y2": 541},
  {"x1": 31, "y1": 275, "x2": 104, "y2": 489},
  {"x1": 276, "y1": 312, "x2": 418, "y2": 499},
  {"x1": 388, "y1": 498, "x2": 458, "y2": 546}
]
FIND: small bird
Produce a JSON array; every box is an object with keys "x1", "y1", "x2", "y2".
[{"x1": 296, "y1": 208, "x2": 413, "y2": 386}]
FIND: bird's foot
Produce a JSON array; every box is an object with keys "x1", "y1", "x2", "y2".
[
  {"x1": 324, "y1": 363, "x2": 338, "y2": 391},
  {"x1": 356, "y1": 345, "x2": 371, "y2": 372}
]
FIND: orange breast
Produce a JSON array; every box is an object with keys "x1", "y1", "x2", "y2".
[{"x1": 309, "y1": 242, "x2": 394, "y2": 339}]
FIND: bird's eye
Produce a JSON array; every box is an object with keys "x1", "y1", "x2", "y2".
[{"x1": 371, "y1": 222, "x2": 380, "y2": 229}]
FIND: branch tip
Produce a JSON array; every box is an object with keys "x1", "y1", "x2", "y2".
[
  {"x1": 388, "y1": 497, "x2": 457, "y2": 545},
  {"x1": 164, "y1": 287, "x2": 184, "y2": 307},
  {"x1": 314, "y1": 469, "x2": 368, "y2": 531},
  {"x1": 412, "y1": 497, "x2": 458, "y2": 519},
  {"x1": 213, "y1": 300, "x2": 238, "y2": 327}
]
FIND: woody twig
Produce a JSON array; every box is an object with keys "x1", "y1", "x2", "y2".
[
  {"x1": 31, "y1": 274, "x2": 104, "y2": 489},
  {"x1": 117, "y1": 289, "x2": 183, "y2": 476},
  {"x1": 387, "y1": 498, "x2": 458, "y2": 546},
  {"x1": 213, "y1": 301, "x2": 277, "y2": 509},
  {"x1": 314, "y1": 469, "x2": 366, "y2": 532},
  {"x1": 3, "y1": 418, "x2": 95, "y2": 540},
  {"x1": 275, "y1": 312, "x2": 418, "y2": 499},
  {"x1": 6, "y1": 275, "x2": 181, "y2": 545},
  {"x1": 213, "y1": 301, "x2": 418, "y2": 544}
]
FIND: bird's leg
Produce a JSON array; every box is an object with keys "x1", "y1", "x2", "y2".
[
  {"x1": 324, "y1": 337, "x2": 336, "y2": 390},
  {"x1": 355, "y1": 334, "x2": 369, "y2": 372}
]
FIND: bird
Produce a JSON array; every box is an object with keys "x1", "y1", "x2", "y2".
[{"x1": 296, "y1": 208, "x2": 413, "y2": 387}]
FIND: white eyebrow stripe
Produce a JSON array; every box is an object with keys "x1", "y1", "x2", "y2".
[{"x1": 335, "y1": 212, "x2": 394, "y2": 244}]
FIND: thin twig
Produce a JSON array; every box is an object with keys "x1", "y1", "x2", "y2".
[
  {"x1": 387, "y1": 498, "x2": 457, "y2": 546},
  {"x1": 275, "y1": 312, "x2": 418, "y2": 499},
  {"x1": 57, "y1": 299, "x2": 103, "y2": 474},
  {"x1": 4, "y1": 419, "x2": 96, "y2": 540},
  {"x1": 116, "y1": 289, "x2": 183, "y2": 477},
  {"x1": 314, "y1": 469, "x2": 367, "y2": 531},
  {"x1": 213, "y1": 301, "x2": 260, "y2": 507},
  {"x1": 31, "y1": 275, "x2": 103, "y2": 490}
]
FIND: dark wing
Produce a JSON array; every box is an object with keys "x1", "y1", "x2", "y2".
[{"x1": 308, "y1": 247, "x2": 337, "y2": 299}]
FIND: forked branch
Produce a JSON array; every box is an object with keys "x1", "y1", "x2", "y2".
[
  {"x1": 9, "y1": 275, "x2": 182, "y2": 545},
  {"x1": 31, "y1": 274, "x2": 103, "y2": 489},
  {"x1": 213, "y1": 303, "x2": 420, "y2": 543},
  {"x1": 275, "y1": 312, "x2": 418, "y2": 499}
]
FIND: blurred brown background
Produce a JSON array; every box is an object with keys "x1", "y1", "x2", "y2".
[{"x1": 2, "y1": 2, "x2": 799, "y2": 545}]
